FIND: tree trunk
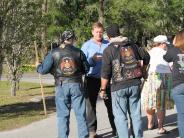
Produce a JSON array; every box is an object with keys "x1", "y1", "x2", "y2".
[
  {"x1": 11, "y1": 79, "x2": 16, "y2": 96},
  {"x1": 0, "y1": 55, "x2": 3, "y2": 81},
  {"x1": 5, "y1": 57, "x2": 19, "y2": 96},
  {"x1": 16, "y1": 80, "x2": 20, "y2": 90},
  {"x1": 98, "y1": 0, "x2": 104, "y2": 24},
  {"x1": 41, "y1": 0, "x2": 48, "y2": 59}
]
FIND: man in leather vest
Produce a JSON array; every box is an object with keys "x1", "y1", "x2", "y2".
[{"x1": 36, "y1": 30, "x2": 89, "y2": 138}]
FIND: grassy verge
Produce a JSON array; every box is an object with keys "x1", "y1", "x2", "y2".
[{"x1": 0, "y1": 81, "x2": 56, "y2": 131}]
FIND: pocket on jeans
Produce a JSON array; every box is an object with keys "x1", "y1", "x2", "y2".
[
  {"x1": 72, "y1": 84, "x2": 83, "y2": 97},
  {"x1": 116, "y1": 90, "x2": 125, "y2": 97}
]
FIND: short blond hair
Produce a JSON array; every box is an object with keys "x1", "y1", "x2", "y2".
[
  {"x1": 174, "y1": 29, "x2": 184, "y2": 51},
  {"x1": 92, "y1": 22, "x2": 104, "y2": 31}
]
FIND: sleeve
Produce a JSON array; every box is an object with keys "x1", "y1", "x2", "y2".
[
  {"x1": 101, "y1": 48, "x2": 112, "y2": 79},
  {"x1": 81, "y1": 43, "x2": 96, "y2": 67},
  {"x1": 37, "y1": 53, "x2": 53, "y2": 74},
  {"x1": 80, "y1": 50, "x2": 90, "y2": 74},
  {"x1": 138, "y1": 47, "x2": 150, "y2": 65},
  {"x1": 163, "y1": 48, "x2": 174, "y2": 62}
]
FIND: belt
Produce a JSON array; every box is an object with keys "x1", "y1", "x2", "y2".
[
  {"x1": 55, "y1": 77, "x2": 82, "y2": 85},
  {"x1": 85, "y1": 76, "x2": 100, "y2": 80}
]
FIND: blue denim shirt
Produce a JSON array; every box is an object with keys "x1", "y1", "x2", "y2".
[
  {"x1": 37, "y1": 52, "x2": 53, "y2": 74},
  {"x1": 81, "y1": 38, "x2": 109, "y2": 78}
]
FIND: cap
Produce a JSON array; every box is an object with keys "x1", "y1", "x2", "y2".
[
  {"x1": 153, "y1": 35, "x2": 170, "y2": 44},
  {"x1": 60, "y1": 30, "x2": 75, "y2": 43}
]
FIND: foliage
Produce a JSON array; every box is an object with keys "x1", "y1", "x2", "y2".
[
  {"x1": 44, "y1": 0, "x2": 99, "y2": 47},
  {"x1": 20, "y1": 65, "x2": 36, "y2": 72},
  {"x1": 105, "y1": 0, "x2": 184, "y2": 45},
  {"x1": 0, "y1": 0, "x2": 42, "y2": 95},
  {"x1": 1, "y1": 0, "x2": 184, "y2": 96},
  {"x1": 44, "y1": 0, "x2": 184, "y2": 47}
]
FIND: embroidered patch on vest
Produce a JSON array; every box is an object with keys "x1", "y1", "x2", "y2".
[{"x1": 60, "y1": 57, "x2": 76, "y2": 76}]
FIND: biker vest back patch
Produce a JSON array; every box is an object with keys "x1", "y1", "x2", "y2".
[
  {"x1": 60, "y1": 56, "x2": 76, "y2": 76},
  {"x1": 112, "y1": 44, "x2": 142, "y2": 82}
]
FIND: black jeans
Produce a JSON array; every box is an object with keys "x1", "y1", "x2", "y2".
[
  {"x1": 85, "y1": 76, "x2": 116, "y2": 132},
  {"x1": 104, "y1": 92, "x2": 116, "y2": 131}
]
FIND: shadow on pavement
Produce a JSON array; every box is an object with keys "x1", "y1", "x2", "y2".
[
  {"x1": 142, "y1": 112, "x2": 179, "y2": 138},
  {"x1": 0, "y1": 98, "x2": 56, "y2": 120},
  {"x1": 99, "y1": 112, "x2": 179, "y2": 138},
  {"x1": 98, "y1": 130, "x2": 118, "y2": 138},
  {"x1": 142, "y1": 112, "x2": 177, "y2": 128},
  {"x1": 155, "y1": 128, "x2": 179, "y2": 138},
  {"x1": 24, "y1": 85, "x2": 54, "y2": 91}
]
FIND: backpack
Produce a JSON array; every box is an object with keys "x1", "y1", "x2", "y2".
[{"x1": 112, "y1": 42, "x2": 143, "y2": 82}]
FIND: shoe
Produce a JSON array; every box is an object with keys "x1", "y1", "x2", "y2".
[
  {"x1": 157, "y1": 129, "x2": 168, "y2": 135},
  {"x1": 89, "y1": 132, "x2": 98, "y2": 138},
  {"x1": 112, "y1": 130, "x2": 118, "y2": 136}
]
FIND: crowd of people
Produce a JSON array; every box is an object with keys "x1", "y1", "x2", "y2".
[{"x1": 36, "y1": 22, "x2": 184, "y2": 138}]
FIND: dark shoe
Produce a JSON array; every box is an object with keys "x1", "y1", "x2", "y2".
[
  {"x1": 112, "y1": 130, "x2": 118, "y2": 136},
  {"x1": 158, "y1": 129, "x2": 168, "y2": 135}
]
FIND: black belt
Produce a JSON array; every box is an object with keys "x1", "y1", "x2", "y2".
[
  {"x1": 85, "y1": 76, "x2": 100, "y2": 80},
  {"x1": 62, "y1": 79, "x2": 82, "y2": 84},
  {"x1": 55, "y1": 77, "x2": 82, "y2": 85}
]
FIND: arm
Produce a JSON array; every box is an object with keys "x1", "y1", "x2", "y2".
[
  {"x1": 140, "y1": 47, "x2": 150, "y2": 65},
  {"x1": 99, "y1": 48, "x2": 111, "y2": 99},
  {"x1": 36, "y1": 53, "x2": 53, "y2": 74},
  {"x1": 81, "y1": 43, "x2": 96, "y2": 67},
  {"x1": 163, "y1": 48, "x2": 174, "y2": 63},
  {"x1": 80, "y1": 50, "x2": 90, "y2": 74},
  {"x1": 99, "y1": 78, "x2": 109, "y2": 99},
  {"x1": 139, "y1": 47, "x2": 150, "y2": 79}
]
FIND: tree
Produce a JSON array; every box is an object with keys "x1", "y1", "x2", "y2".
[
  {"x1": 105, "y1": 0, "x2": 184, "y2": 45},
  {"x1": 43, "y1": 0, "x2": 100, "y2": 47},
  {"x1": 0, "y1": 0, "x2": 42, "y2": 96},
  {"x1": 98, "y1": 0, "x2": 104, "y2": 24},
  {"x1": 0, "y1": 51, "x2": 3, "y2": 80}
]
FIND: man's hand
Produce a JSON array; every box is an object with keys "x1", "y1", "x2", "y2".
[
  {"x1": 100, "y1": 78, "x2": 109, "y2": 99},
  {"x1": 35, "y1": 61, "x2": 41, "y2": 67},
  {"x1": 99, "y1": 90, "x2": 108, "y2": 100},
  {"x1": 92, "y1": 53, "x2": 102, "y2": 61}
]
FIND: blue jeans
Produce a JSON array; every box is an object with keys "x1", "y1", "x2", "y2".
[
  {"x1": 172, "y1": 83, "x2": 184, "y2": 138},
  {"x1": 111, "y1": 85, "x2": 143, "y2": 138},
  {"x1": 55, "y1": 83, "x2": 89, "y2": 138}
]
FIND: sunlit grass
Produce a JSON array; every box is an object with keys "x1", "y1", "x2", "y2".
[{"x1": 0, "y1": 81, "x2": 56, "y2": 131}]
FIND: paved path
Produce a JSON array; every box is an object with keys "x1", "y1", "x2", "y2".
[{"x1": 0, "y1": 74, "x2": 179, "y2": 138}]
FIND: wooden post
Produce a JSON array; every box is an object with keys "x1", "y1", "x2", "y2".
[{"x1": 34, "y1": 41, "x2": 47, "y2": 116}]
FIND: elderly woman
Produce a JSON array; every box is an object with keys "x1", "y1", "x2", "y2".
[
  {"x1": 164, "y1": 29, "x2": 184, "y2": 138},
  {"x1": 141, "y1": 35, "x2": 174, "y2": 134}
]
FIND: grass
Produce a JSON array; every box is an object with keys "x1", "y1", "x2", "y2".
[{"x1": 0, "y1": 81, "x2": 56, "y2": 131}]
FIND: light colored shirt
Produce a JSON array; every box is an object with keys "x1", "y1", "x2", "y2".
[
  {"x1": 81, "y1": 38, "x2": 109, "y2": 78},
  {"x1": 149, "y1": 47, "x2": 171, "y2": 73}
]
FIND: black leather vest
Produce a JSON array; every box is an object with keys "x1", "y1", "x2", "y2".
[{"x1": 49, "y1": 44, "x2": 89, "y2": 82}]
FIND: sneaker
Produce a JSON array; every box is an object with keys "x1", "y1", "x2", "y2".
[{"x1": 89, "y1": 131, "x2": 98, "y2": 138}]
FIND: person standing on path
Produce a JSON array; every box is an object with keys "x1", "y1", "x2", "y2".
[
  {"x1": 164, "y1": 29, "x2": 184, "y2": 138},
  {"x1": 99, "y1": 23, "x2": 150, "y2": 138},
  {"x1": 81, "y1": 22, "x2": 116, "y2": 137},
  {"x1": 141, "y1": 35, "x2": 174, "y2": 134},
  {"x1": 36, "y1": 30, "x2": 89, "y2": 138}
]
